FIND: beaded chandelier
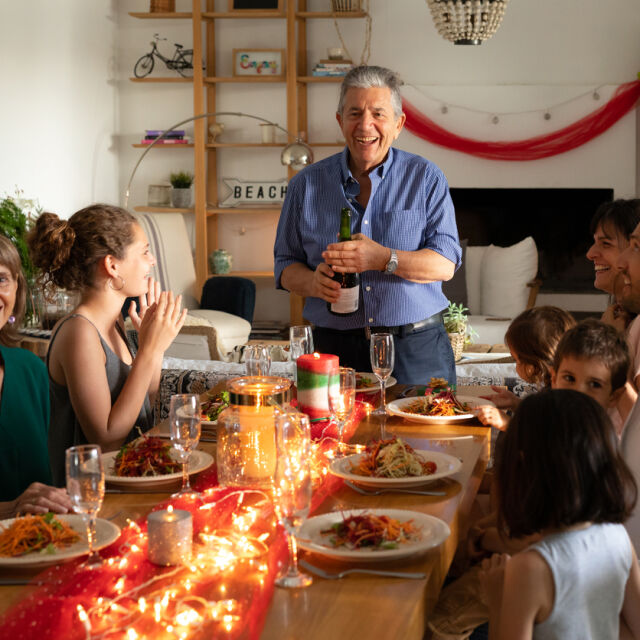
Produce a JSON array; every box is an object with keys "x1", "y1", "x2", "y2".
[{"x1": 426, "y1": 0, "x2": 510, "y2": 45}]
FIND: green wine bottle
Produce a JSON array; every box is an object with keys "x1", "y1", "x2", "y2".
[{"x1": 328, "y1": 207, "x2": 360, "y2": 316}]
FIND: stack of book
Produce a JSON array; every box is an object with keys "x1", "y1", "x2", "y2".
[
  {"x1": 311, "y1": 59, "x2": 353, "y2": 77},
  {"x1": 141, "y1": 129, "x2": 189, "y2": 145}
]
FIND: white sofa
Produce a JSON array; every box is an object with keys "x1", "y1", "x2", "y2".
[
  {"x1": 134, "y1": 212, "x2": 251, "y2": 358},
  {"x1": 447, "y1": 236, "x2": 540, "y2": 346}
]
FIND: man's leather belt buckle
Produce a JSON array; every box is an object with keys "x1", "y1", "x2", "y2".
[{"x1": 366, "y1": 312, "x2": 443, "y2": 340}]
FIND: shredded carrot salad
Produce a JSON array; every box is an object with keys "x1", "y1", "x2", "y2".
[
  {"x1": 321, "y1": 513, "x2": 420, "y2": 550},
  {"x1": 114, "y1": 433, "x2": 181, "y2": 477},
  {"x1": 0, "y1": 513, "x2": 80, "y2": 557},
  {"x1": 406, "y1": 390, "x2": 470, "y2": 416},
  {"x1": 350, "y1": 437, "x2": 437, "y2": 478}
]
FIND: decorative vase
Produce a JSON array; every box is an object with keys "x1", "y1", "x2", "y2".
[
  {"x1": 171, "y1": 187, "x2": 192, "y2": 208},
  {"x1": 209, "y1": 249, "x2": 233, "y2": 274}
]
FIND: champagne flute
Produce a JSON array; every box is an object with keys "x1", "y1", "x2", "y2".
[
  {"x1": 370, "y1": 332, "x2": 395, "y2": 416},
  {"x1": 328, "y1": 366, "x2": 356, "y2": 452},
  {"x1": 274, "y1": 412, "x2": 313, "y2": 588},
  {"x1": 169, "y1": 393, "x2": 201, "y2": 497},
  {"x1": 289, "y1": 325, "x2": 314, "y2": 383},
  {"x1": 245, "y1": 343, "x2": 272, "y2": 376},
  {"x1": 65, "y1": 444, "x2": 105, "y2": 568}
]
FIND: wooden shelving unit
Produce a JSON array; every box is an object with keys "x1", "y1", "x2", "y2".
[{"x1": 129, "y1": 1, "x2": 367, "y2": 325}]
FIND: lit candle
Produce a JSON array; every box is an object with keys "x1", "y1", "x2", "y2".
[
  {"x1": 147, "y1": 507, "x2": 192, "y2": 566},
  {"x1": 296, "y1": 353, "x2": 339, "y2": 420}
]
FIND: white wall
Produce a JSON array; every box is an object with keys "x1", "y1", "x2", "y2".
[{"x1": 0, "y1": 1, "x2": 119, "y2": 216}]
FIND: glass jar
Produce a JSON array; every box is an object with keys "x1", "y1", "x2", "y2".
[{"x1": 217, "y1": 376, "x2": 292, "y2": 488}]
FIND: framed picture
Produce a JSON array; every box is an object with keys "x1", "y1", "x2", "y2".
[
  {"x1": 228, "y1": 0, "x2": 282, "y2": 11},
  {"x1": 233, "y1": 49, "x2": 285, "y2": 77}
]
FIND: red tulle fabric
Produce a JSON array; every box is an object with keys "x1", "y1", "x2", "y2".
[
  {"x1": 0, "y1": 402, "x2": 368, "y2": 640},
  {"x1": 402, "y1": 80, "x2": 640, "y2": 161}
]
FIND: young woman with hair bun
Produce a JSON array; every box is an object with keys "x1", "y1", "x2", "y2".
[{"x1": 28, "y1": 204, "x2": 186, "y2": 485}]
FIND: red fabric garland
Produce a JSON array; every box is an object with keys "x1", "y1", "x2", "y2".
[{"x1": 402, "y1": 80, "x2": 640, "y2": 161}]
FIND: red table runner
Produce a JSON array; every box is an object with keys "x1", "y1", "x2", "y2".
[{"x1": 0, "y1": 401, "x2": 369, "y2": 640}]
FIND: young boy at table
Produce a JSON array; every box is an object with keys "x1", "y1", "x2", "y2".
[{"x1": 428, "y1": 319, "x2": 631, "y2": 640}]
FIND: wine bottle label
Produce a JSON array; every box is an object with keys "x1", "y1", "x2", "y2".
[{"x1": 331, "y1": 286, "x2": 360, "y2": 314}]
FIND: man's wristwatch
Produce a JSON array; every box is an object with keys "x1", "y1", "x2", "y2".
[{"x1": 384, "y1": 249, "x2": 398, "y2": 274}]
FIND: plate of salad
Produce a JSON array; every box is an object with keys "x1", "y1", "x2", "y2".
[
  {"x1": 355, "y1": 373, "x2": 397, "y2": 394},
  {"x1": 296, "y1": 508, "x2": 449, "y2": 561},
  {"x1": 0, "y1": 513, "x2": 120, "y2": 569},
  {"x1": 102, "y1": 435, "x2": 213, "y2": 490},
  {"x1": 200, "y1": 390, "x2": 230, "y2": 425},
  {"x1": 387, "y1": 393, "x2": 494, "y2": 424},
  {"x1": 328, "y1": 437, "x2": 462, "y2": 488}
]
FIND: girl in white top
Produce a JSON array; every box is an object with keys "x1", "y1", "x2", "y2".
[{"x1": 481, "y1": 389, "x2": 640, "y2": 640}]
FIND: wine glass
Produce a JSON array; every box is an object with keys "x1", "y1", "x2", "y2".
[
  {"x1": 65, "y1": 444, "x2": 105, "y2": 568},
  {"x1": 169, "y1": 394, "x2": 201, "y2": 497},
  {"x1": 273, "y1": 412, "x2": 313, "y2": 588},
  {"x1": 370, "y1": 332, "x2": 395, "y2": 416},
  {"x1": 328, "y1": 367, "x2": 356, "y2": 451},
  {"x1": 245, "y1": 343, "x2": 272, "y2": 376},
  {"x1": 289, "y1": 325, "x2": 314, "y2": 382}
]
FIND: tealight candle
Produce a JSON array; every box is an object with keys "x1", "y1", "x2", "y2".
[
  {"x1": 296, "y1": 353, "x2": 339, "y2": 420},
  {"x1": 147, "y1": 508, "x2": 192, "y2": 566}
]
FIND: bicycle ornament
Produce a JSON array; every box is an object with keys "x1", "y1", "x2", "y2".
[{"x1": 134, "y1": 34, "x2": 194, "y2": 78}]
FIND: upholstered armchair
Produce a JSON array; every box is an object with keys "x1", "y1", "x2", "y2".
[{"x1": 134, "y1": 212, "x2": 254, "y2": 359}]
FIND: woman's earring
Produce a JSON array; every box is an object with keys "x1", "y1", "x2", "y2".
[
  {"x1": 8, "y1": 315, "x2": 15, "y2": 325},
  {"x1": 108, "y1": 276, "x2": 125, "y2": 291}
]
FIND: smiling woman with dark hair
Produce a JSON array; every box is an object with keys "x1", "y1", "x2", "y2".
[{"x1": 0, "y1": 234, "x2": 72, "y2": 518}]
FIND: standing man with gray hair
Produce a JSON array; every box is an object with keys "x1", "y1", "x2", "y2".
[{"x1": 274, "y1": 65, "x2": 461, "y2": 384}]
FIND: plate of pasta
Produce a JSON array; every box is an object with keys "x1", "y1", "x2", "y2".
[
  {"x1": 355, "y1": 373, "x2": 397, "y2": 394},
  {"x1": 386, "y1": 393, "x2": 494, "y2": 424},
  {"x1": 329, "y1": 438, "x2": 462, "y2": 488},
  {"x1": 102, "y1": 443, "x2": 213, "y2": 491},
  {"x1": 296, "y1": 508, "x2": 450, "y2": 561},
  {"x1": 0, "y1": 513, "x2": 120, "y2": 569}
]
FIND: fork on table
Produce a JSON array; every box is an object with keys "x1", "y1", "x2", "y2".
[
  {"x1": 299, "y1": 559, "x2": 426, "y2": 580},
  {"x1": 344, "y1": 480, "x2": 446, "y2": 497}
]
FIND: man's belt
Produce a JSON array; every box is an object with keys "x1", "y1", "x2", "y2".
[{"x1": 318, "y1": 312, "x2": 444, "y2": 340}]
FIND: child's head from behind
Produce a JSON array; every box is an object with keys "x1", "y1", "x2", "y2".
[
  {"x1": 551, "y1": 318, "x2": 629, "y2": 409},
  {"x1": 505, "y1": 306, "x2": 576, "y2": 386},
  {"x1": 497, "y1": 388, "x2": 636, "y2": 538}
]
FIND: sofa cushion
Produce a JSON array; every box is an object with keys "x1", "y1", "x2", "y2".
[
  {"x1": 188, "y1": 309, "x2": 251, "y2": 354},
  {"x1": 480, "y1": 236, "x2": 538, "y2": 317},
  {"x1": 465, "y1": 245, "x2": 488, "y2": 315}
]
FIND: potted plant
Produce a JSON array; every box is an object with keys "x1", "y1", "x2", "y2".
[
  {"x1": 169, "y1": 171, "x2": 194, "y2": 208},
  {"x1": 0, "y1": 189, "x2": 41, "y2": 324},
  {"x1": 443, "y1": 302, "x2": 473, "y2": 361}
]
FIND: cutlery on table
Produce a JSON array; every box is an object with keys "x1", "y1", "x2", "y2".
[
  {"x1": 344, "y1": 480, "x2": 446, "y2": 497},
  {"x1": 299, "y1": 559, "x2": 425, "y2": 580}
]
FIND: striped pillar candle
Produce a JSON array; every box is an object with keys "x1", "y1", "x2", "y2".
[{"x1": 296, "y1": 353, "x2": 339, "y2": 420}]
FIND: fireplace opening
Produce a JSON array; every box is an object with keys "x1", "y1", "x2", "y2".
[{"x1": 450, "y1": 188, "x2": 614, "y2": 293}]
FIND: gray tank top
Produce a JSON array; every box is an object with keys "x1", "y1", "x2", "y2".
[
  {"x1": 47, "y1": 314, "x2": 153, "y2": 486},
  {"x1": 529, "y1": 523, "x2": 632, "y2": 640}
]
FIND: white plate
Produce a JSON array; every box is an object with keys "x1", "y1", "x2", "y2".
[
  {"x1": 356, "y1": 373, "x2": 397, "y2": 394},
  {"x1": 386, "y1": 395, "x2": 495, "y2": 424},
  {"x1": 103, "y1": 449, "x2": 214, "y2": 490},
  {"x1": 297, "y1": 508, "x2": 450, "y2": 561},
  {"x1": 328, "y1": 449, "x2": 462, "y2": 489},
  {"x1": 0, "y1": 515, "x2": 120, "y2": 569}
]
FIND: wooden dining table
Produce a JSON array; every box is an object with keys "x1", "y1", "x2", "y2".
[{"x1": 0, "y1": 383, "x2": 490, "y2": 640}]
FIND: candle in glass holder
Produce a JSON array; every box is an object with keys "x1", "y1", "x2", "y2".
[
  {"x1": 147, "y1": 507, "x2": 192, "y2": 566},
  {"x1": 296, "y1": 353, "x2": 339, "y2": 420},
  {"x1": 217, "y1": 376, "x2": 292, "y2": 488}
]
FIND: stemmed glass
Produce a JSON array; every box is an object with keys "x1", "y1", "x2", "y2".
[
  {"x1": 274, "y1": 412, "x2": 313, "y2": 588},
  {"x1": 370, "y1": 332, "x2": 395, "y2": 416},
  {"x1": 289, "y1": 325, "x2": 314, "y2": 382},
  {"x1": 245, "y1": 343, "x2": 272, "y2": 376},
  {"x1": 328, "y1": 366, "x2": 356, "y2": 451},
  {"x1": 169, "y1": 393, "x2": 201, "y2": 497},
  {"x1": 65, "y1": 444, "x2": 105, "y2": 568}
]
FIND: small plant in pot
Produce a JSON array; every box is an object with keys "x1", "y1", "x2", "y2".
[
  {"x1": 443, "y1": 302, "x2": 474, "y2": 361},
  {"x1": 169, "y1": 171, "x2": 193, "y2": 208}
]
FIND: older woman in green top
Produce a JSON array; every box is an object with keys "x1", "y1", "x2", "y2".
[{"x1": 0, "y1": 234, "x2": 70, "y2": 518}]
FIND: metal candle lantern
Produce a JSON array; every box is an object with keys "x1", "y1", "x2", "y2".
[{"x1": 217, "y1": 376, "x2": 292, "y2": 488}]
